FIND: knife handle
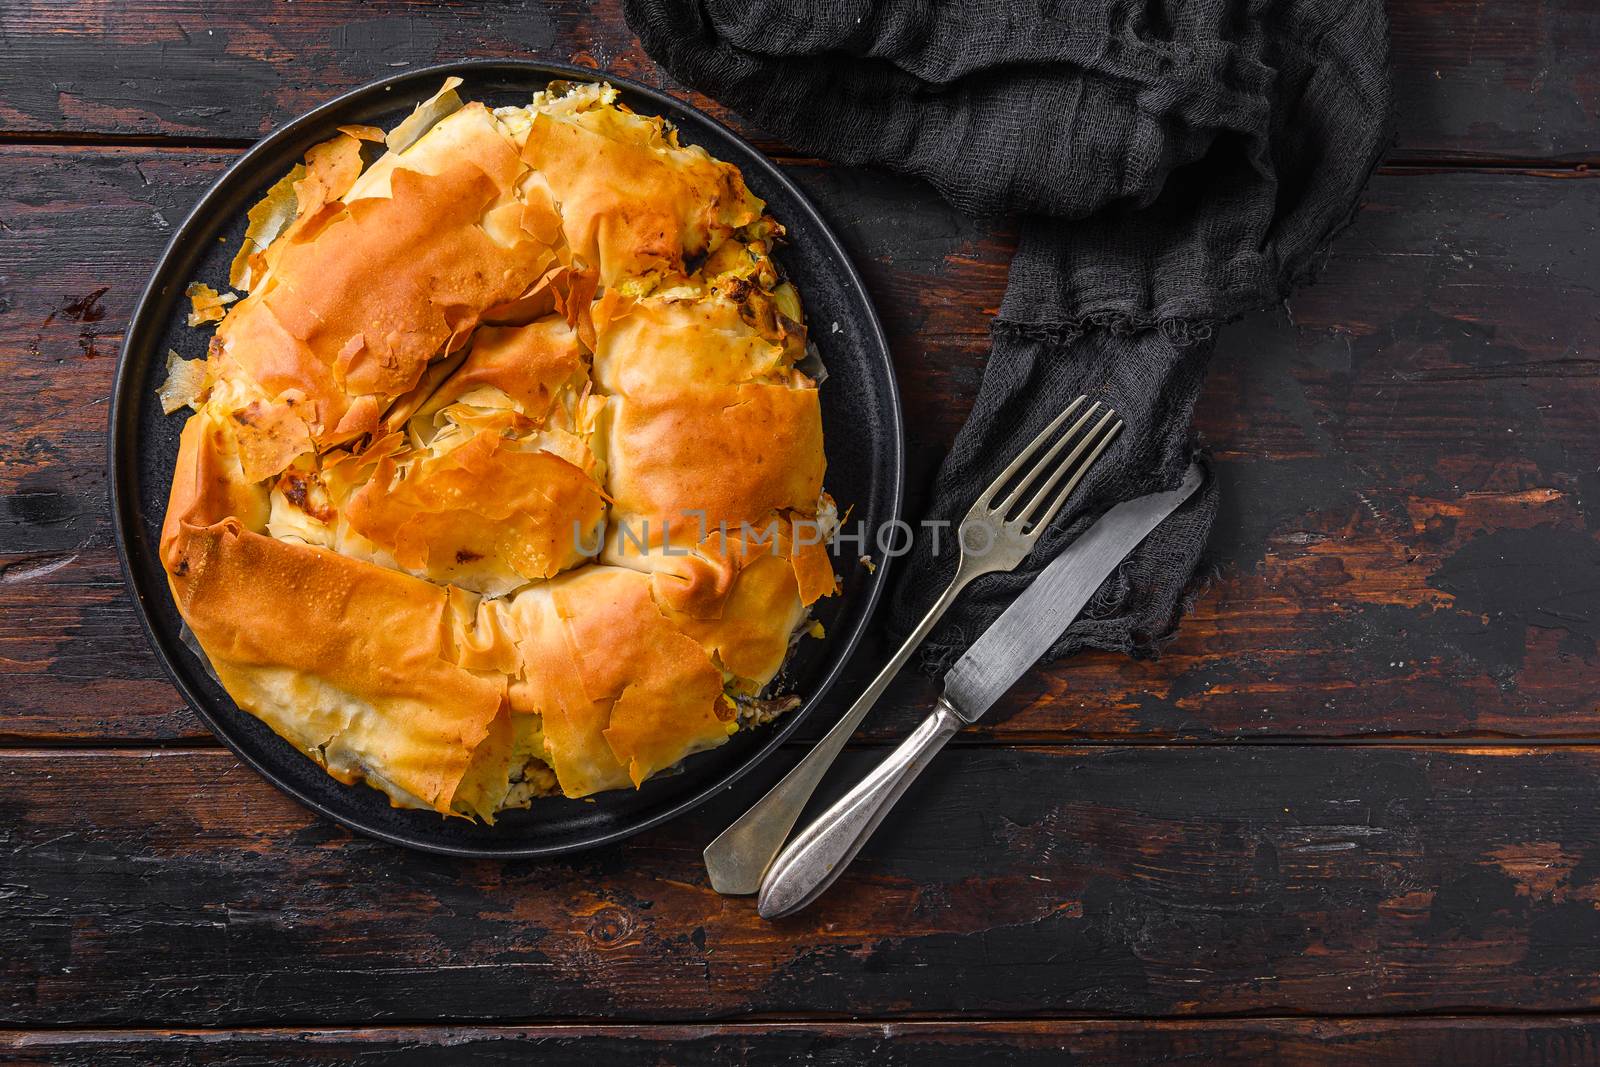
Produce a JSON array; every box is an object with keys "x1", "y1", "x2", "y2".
[
  {"x1": 703, "y1": 572, "x2": 974, "y2": 895},
  {"x1": 756, "y1": 696, "x2": 964, "y2": 919}
]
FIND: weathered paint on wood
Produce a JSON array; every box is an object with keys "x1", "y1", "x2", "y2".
[
  {"x1": 0, "y1": 0, "x2": 1596, "y2": 161},
  {"x1": 8, "y1": 1017, "x2": 1600, "y2": 1066},
  {"x1": 8, "y1": 745, "x2": 1600, "y2": 1025},
  {"x1": 1, "y1": 148, "x2": 1596, "y2": 743},
  {"x1": 4, "y1": 0, "x2": 1600, "y2": 1050}
]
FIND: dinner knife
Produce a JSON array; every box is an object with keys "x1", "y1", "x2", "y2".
[{"x1": 755, "y1": 463, "x2": 1204, "y2": 919}]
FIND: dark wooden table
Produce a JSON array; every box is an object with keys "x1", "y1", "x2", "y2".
[{"x1": 3, "y1": 2, "x2": 1599, "y2": 1063}]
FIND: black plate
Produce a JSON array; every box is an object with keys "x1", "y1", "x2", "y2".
[{"x1": 109, "y1": 60, "x2": 903, "y2": 858}]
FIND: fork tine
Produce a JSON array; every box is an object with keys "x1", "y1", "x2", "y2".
[
  {"x1": 994, "y1": 401, "x2": 1100, "y2": 518},
  {"x1": 1018, "y1": 413, "x2": 1122, "y2": 535},
  {"x1": 971, "y1": 396, "x2": 1087, "y2": 511}
]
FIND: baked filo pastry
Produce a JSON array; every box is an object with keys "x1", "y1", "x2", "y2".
[{"x1": 159, "y1": 80, "x2": 836, "y2": 820}]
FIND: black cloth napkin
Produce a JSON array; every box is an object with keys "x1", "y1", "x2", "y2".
[{"x1": 624, "y1": 0, "x2": 1390, "y2": 667}]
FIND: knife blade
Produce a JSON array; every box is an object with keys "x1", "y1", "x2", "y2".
[
  {"x1": 943, "y1": 461, "x2": 1205, "y2": 721},
  {"x1": 755, "y1": 462, "x2": 1204, "y2": 919}
]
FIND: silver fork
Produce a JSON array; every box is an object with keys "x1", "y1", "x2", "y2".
[{"x1": 704, "y1": 395, "x2": 1123, "y2": 894}]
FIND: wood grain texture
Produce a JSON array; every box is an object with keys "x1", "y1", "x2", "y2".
[
  {"x1": 9, "y1": 1018, "x2": 1600, "y2": 1066},
  {"x1": 0, "y1": 0, "x2": 1596, "y2": 162},
  {"x1": 1, "y1": 147, "x2": 1597, "y2": 743},
  {"x1": 2, "y1": 0, "x2": 1600, "y2": 1049},
  {"x1": 9, "y1": 745, "x2": 1600, "y2": 1025}
]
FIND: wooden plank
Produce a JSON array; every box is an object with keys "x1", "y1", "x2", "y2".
[
  {"x1": 2, "y1": 148, "x2": 1599, "y2": 742},
  {"x1": 0, "y1": 0, "x2": 1596, "y2": 161},
  {"x1": 8, "y1": 745, "x2": 1600, "y2": 1024},
  {"x1": 1388, "y1": 0, "x2": 1600, "y2": 161},
  {"x1": 7, "y1": 1017, "x2": 1600, "y2": 1065},
  {"x1": 0, "y1": 148, "x2": 216, "y2": 742}
]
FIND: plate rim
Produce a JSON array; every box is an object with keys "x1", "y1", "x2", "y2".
[{"x1": 107, "y1": 58, "x2": 905, "y2": 858}]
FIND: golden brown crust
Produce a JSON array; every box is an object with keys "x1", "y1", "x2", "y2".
[
  {"x1": 504, "y1": 582, "x2": 630, "y2": 798},
  {"x1": 165, "y1": 519, "x2": 507, "y2": 813},
  {"x1": 521, "y1": 107, "x2": 762, "y2": 287},
  {"x1": 257, "y1": 160, "x2": 550, "y2": 409},
  {"x1": 506, "y1": 567, "x2": 730, "y2": 795},
  {"x1": 604, "y1": 382, "x2": 824, "y2": 537},
  {"x1": 160, "y1": 407, "x2": 271, "y2": 570},
  {"x1": 594, "y1": 293, "x2": 823, "y2": 542},
  {"x1": 590, "y1": 294, "x2": 792, "y2": 395},
  {"x1": 160, "y1": 82, "x2": 836, "y2": 818},
  {"x1": 214, "y1": 104, "x2": 558, "y2": 463},
  {"x1": 343, "y1": 427, "x2": 606, "y2": 588},
  {"x1": 645, "y1": 534, "x2": 807, "y2": 690},
  {"x1": 416, "y1": 318, "x2": 587, "y2": 427}
]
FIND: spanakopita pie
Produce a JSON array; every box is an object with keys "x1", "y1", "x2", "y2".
[{"x1": 158, "y1": 80, "x2": 835, "y2": 821}]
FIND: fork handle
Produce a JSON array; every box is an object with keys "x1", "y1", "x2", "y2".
[
  {"x1": 757, "y1": 696, "x2": 963, "y2": 919},
  {"x1": 702, "y1": 571, "x2": 973, "y2": 895}
]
